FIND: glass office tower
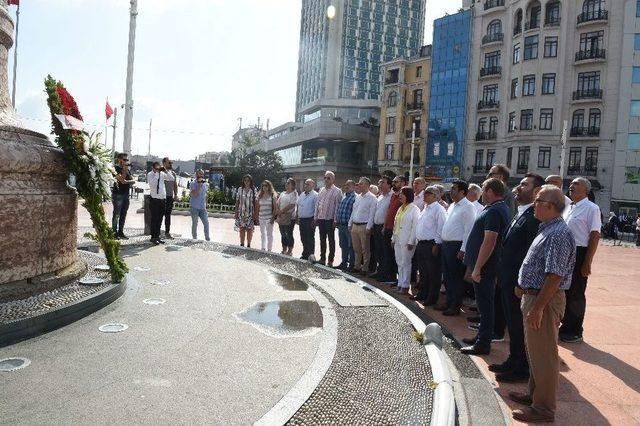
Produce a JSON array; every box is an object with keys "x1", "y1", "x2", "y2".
[
  {"x1": 425, "y1": 9, "x2": 472, "y2": 182},
  {"x1": 295, "y1": 0, "x2": 426, "y2": 120}
]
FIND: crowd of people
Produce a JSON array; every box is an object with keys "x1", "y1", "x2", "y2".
[{"x1": 219, "y1": 165, "x2": 601, "y2": 423}]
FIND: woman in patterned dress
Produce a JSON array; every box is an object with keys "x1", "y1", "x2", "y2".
[{"x1": 234, "y1": 174, "x2": 258, "y2": 247}]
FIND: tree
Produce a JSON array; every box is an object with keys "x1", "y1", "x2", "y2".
[{"x1": 225, "y1": 150, "x2": 284, "y2": 191}]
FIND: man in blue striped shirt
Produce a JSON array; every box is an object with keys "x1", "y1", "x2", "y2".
[{"x1": 334, "y1": 180, "x2": 356, "y2": 270}]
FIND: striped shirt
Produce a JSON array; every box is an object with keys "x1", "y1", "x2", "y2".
[
  {"x1": 314, "y1": 185, "x2": 343, "y2": 221},
  {"x1": 258, "y1": 195, "x2": 275, "y2": 221},
  {"x1": 336, "y1": 192, "x2": 356, "y2": 225}
]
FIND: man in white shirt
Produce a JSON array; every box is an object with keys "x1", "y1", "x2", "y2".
[
  {"x1": 162, "y1": 157, "x2": 179, "y2": 239},
  {"x1": 412, "y1": 177, "x2": 427, "y2": 211},
  {"x1": 412, "y1": 186, "x2": 447, "y2": 305},
  {"x1": 297, "y1": 179, "x2": 318, "y2": 260},
  {"x1": 349, "y1": 177, "x2": 377, "y2": 274},
  {"x1": 467, "y1": 183, "x2": 484, "y2": 217},
  {"x1": 559, "y1": 177, "x2": 601, "y2": 343},
  {"x1": 436, "y1": 180, "x2": 477, "y2": 315},
  {"x1": 147, "y1": 161, "x2": 170, "y2": 245},
  {"x1": 370, "y1": 176, "x2": 392, "y2": 278},
  {"x1": 545, "y1": 175, "x2": 572, "y2": 215}
]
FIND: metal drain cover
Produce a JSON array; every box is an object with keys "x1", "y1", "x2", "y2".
[
  {"x1": 79, "y1": 277, "x2": 104, "y2": 286},
  {"x1": 0, "y1": 357, "x2": 30, "y2": 372},
  {"x1": 98, "y1": 323, "x2": 128, "y2": 333},
  {"x1": 143, "y1": 298, "x2": 166, "y2": 305},
  {"x1": 150, "y1": 279, "x2": 170, "y2": 286},
  {"x1": 134, "y1": 266, "x2": 150, "y2": 272},
  {"x1": 165, "y1": 245, "x2": 184, "y2": 251},
  {"x1": 94, "y1": 264, "x2": 110, "y2": 272}
]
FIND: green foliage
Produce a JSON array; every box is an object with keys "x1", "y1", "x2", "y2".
[{"x1": 226, "y1": 150, "x2": 285, "y2": 191}]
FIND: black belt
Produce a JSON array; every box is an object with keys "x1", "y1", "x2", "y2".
[
  {"x1": 418, "y1": 239, "x2": 436, "y2": 244},
  {"x1": 353, "y1": 222, "x2": 367, "y2": 225}
]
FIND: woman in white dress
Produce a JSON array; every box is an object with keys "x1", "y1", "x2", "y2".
[
  {"x1": 392, "y1": 186, "x2": 420, "y2": 294},
  {"x1": 275, "y1": 178, "x2": 298, "y2": 255},
  {"x1": 256, "y1": 180, "x2": 277, "y2": 251}
]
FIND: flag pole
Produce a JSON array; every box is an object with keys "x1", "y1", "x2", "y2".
[
  {"x1": 111, "y1": 107, "x2": 118, "y2": 154},
  {"x1": 123, "y1": 0, "x2": 138, "y2": 155},
  {"x1": 11, "y1": 2, "x2": 19, "y2": 109},
  {"x1": 104, "y1": 98, "x2": 109, "y2": 148}
]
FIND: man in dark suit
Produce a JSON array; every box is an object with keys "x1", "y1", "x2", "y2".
[{"x1": 490, "y1": 173, "x2": 544, "y2": 382}]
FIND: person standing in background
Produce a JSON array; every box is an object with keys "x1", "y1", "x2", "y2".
[
  {"x1": 467, "y1": 183, "x2": 484, "y2": 217},
  {"x1": 147, "y1": 162, "x2": 169, "y2": 245},
  {"x1": 112, "y1": 153, "x2": 135, "y2": 240},
  {"x1": 314, "y1": 171, "x2": 343, "y2": 266},
  {"x1": 381, "y1": 175, "x2": 407, "y2": 282},
  {"x1": 276, "y1": 178, "x2": 298, "y2": 256},
  {"x1": 234, "y1": 174, "x2": 258, "y2": 248},
  {"x1": 349, "y1": 177, "x2": 376, "y2": 274},
  {"x1": 162, "y1": 157, "x2": 178, "y2": 239},
  {"x1": 335, "y1": 180, "x2": 356, "y2": 270},
  {"x1": 189, "y1": 169, "x2": 210, "y2": 241},
  {"x1": 392, "y1": 186, "x2": 420, "y2": 294},
  {"x1": 257, "y1": 180, "x2": 277, "y2": 252},
  {"x1": 370, "y1": 176, "x2": 392, "y2": 278},
  {"x1": 487, "y1": 164, "x2": 516, "y2": 220},
  {"x1": 297, "y1": 179, "x2": 318, "y2": 260}
]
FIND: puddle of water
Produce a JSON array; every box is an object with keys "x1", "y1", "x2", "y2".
[
  {"x1": 268, "y1": 271, "x2": 308, "y2": 291},
  {"x1": 236, "y1": 300, "x2": 323, "y2": 337}
]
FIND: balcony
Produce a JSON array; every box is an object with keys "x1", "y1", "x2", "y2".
[
  {"x1": 567, "y1": 166, "x2": 598, "y2": 177},
  {"x1": 577, "y1": 9, "x2": 608, "y2": 26},
  {"x1": 480, "y1": 66, "x2": 501, "y2": 78},
  {"x1": 517, "y1": 165, "x2": 529, "y2": 174},
  {"x1": 575, "y1": 48, "x2": 606, "y2": 62},
  {"x1": 544, "y1": 18, "x2": 561, "y2": 27},
  {"x1": 483, "y1": 0, "x2": 505, "y2": 11},
  {"x1": 573, "y1": 89, "x2": 603, "y2": 101},
  {"x1": 524, "y1": 20, "x2": 540, "y2": 31},
  {"x1": 482, "y1": 33, "x2": 504, "y2": 45},
  {"x1": 477, "y1": 100, "x2": 500, "y2": 111},
  {"x1": 385, "y1": 77, "x2": 399, "y2": 85},
  {"x1": 405, "y1": 129, "x2": 422, "y2": 138},
  {"x1": 406, "y1": 102, "x2": 424, "y2": 113},
  {"x1": 513, "y1": 25, "x2": 522, "y2": 36},
  {"x1": 473, "y1": 165, "x2": 491, "y2": 174},
  {"x1": 570, "y1": 126, "x2": 600, "y2": 137},
  {"x1": 475, "y1": 131, "x2": 497, "y2": 141}
]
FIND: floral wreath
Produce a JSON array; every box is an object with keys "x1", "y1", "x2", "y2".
[{"x1": 44, "y1": 75, "x2": 128, "y2": 283}]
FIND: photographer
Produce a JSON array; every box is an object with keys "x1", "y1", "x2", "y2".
[
  {"x1": 112, "y1": 153, "x2": 135, "y2": 239},
  {"x1": 162, "y1": 157, "x2": 178, "y2": 239},
  {"x1": 147, "y1": 161, "x2": 170, "y2": 245},
  {"x1": 190, "y1": 169, "x2": 210, "y2": 241}
]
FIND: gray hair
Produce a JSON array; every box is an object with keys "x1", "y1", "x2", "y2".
[
  {"x1": 573, "y1": 176, "x2": 591, "y2": 192},
  {"x1": 468, "y1": 183, "x2": 482, "y2": 198},
  {"x1": 324, "y1": 170, "x2": 335, "y2": 178},
  {"x1": 433, "y1": 184, "x2": 445, "y2": 196},
  {"x1": 425, "y1": 185, "x2": 440, "y2": 195},
  {"x1": 539, "y1": 184, "x2": 566, "y2": 213},
  {"x1": 359, "y1": 176, "x2": 371, "y2": 186}
]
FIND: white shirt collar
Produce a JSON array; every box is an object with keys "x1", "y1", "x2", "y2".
[{"x1": 518, "y1": 203, "x2": 533, "y2": 216}]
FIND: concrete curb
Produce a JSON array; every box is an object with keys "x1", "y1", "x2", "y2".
[
  {"x1": 0, "y1": 264, "x2": 128, "y2": 347},
  {"x1": 135, "y1": 208, "x2": 234, "y2": 219}
]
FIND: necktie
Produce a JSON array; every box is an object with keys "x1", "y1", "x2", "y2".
[{"x1": 157, "y1": 172, "x2": 160, "y2": 195}]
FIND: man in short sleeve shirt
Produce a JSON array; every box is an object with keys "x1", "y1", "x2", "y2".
[{"x1": 461, "y1": 178, "x2": 509, "y2": 354}]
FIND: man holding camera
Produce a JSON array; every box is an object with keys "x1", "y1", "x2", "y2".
[
  {"x1": 112, "y1": 153, "x2": 136, "y2": 239},
  {"x1": 190, "y1": 169, "x2": 210, "y2": 241},
  {"x1": 147, "y1": 161, "x2": 170, "y2": 245},
  {"x1": 162, "y1": 157, "x2": 178, "y2": 239}
]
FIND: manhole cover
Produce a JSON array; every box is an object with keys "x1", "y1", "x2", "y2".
[
  {"x1": 98, "y1": 323, "x2": 128, "y2": 333},
  {"x1": 94, "y1": 264, "x2": 110, "y2": 272},
  {"x1": 143, "y1": 298, "x2": 166, "y2": 305},
  {"x1": 134, "y1": 266, "x2": 150, "y2": 272},
  {"x1": 79, "y1": 277, "x2": 104, "y2": 286},
  {"x1": 165, "y1": 245, "x2": 184, "y2": 251},
  {"x1": 222, "y1": 254, "x2": 232, "y2": 259},
  {"x1": 0, "y1": 357, "x2": 30, "y2": 372},
  {"x1": 150, "y1": 279, "x2": 170, "y2": 286}
]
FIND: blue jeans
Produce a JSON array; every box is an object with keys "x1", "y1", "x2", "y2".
[
  {"x1": 473, "y1": 268, "x2": 497, "y2": 348},
  {"x1": 337, "y1": 224, "x2": 354, "y2": 267},
  {"x1": 190, "y1": 207, "x2": 210, "y2": 240},
  {"x1": 112, "y1": 193, "x2": 130, "y2": 234}
]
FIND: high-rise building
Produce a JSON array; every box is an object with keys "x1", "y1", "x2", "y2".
[
  {"x1": 378, "y1": 45, "x2": 432, "y2": 178},
  {"x1": 463, "y1": 0, "x2": 633, "y2": 214},
  {"x1": 425, "y1": 9, "x2": 473, "y2": 182},
  {"x1": 295, "y1": 0, "x2": 427, "y2": 120}
]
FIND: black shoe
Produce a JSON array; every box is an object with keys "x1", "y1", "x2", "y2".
[
  {"x1": 560, "y1": 334, "x2": 583, "y2": 343},
  {"x1": 488, "y1": 360, "x2": 513, "y2": 373},
  {"x1": 164, "y1": 233, "x2": 174, "y2": 240},
  {"x1": 409, "y1": 295, "x2": 425, "y2": 301},
  {"x1": 466, "y1": 316, "x2": 481, "y2": 323},
  {"x1": 335, "y1": 263, "x2": 347, "y2": 270},
  {"x1": 115, "y1": 234, "x2": 121, "y2": 240},
  {"x1": 496, "y1": 370, "x2": 530, "y2": 383},
  {"x1": 462, "y1": 336, "x2": 477, "y2": 345},
  {"x1": 492, "y1": 334, "x2": 505, "y2": 343},
  {"x1": 117, "y1": 233, "x2": 129, "y2": 240},
  {"x1": 460, "y1": 345, "x2": 490, "y2": 355},
  {"x1": 157, "y1": 239, "x2": 165, "y2": 244},
  {"x1": 318, "y1": 258, "x2": 326, "y2": 265},
  {"x1": 151, "y1": 239, "x2": 160, "y2": 245},
  {"x1": 443, "y1": 308, "x2": 460, "y2": 316}
]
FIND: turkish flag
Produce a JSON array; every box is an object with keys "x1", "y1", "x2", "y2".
[
  {"x1": 8, "y1": 0, "x2": 19, "y2": 5},
  {"x1": 105, "y1": 101, "x2": 113, "y2": 120}
]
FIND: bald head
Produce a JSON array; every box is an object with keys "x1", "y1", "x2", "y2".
[
  {"x1": 534, "y1": 185, "x2": 566, "y2": 222},
  {"x1": 545, "y1": 175, "x2": 563, "y2": 189}
]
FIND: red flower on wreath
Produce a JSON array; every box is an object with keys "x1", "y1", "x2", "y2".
[{"x1": 56, "y1": 86, "x2": 83, "y2": 121}]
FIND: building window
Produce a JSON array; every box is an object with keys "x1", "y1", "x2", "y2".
[
  {"x1": 475, "y1": 150, "x2": 484, "y2": 167},
  {"x1": 538, "y1": 147, "x2": 551, "y2": 169},
  {"x1": 543, "y1": 37, "x2": 558, "y2": 57},
  {"x1": 631, "y1": 100, "x2": 640, "y2": 117},
  {"x1": 585, "y1": 147, "x2": 598, "y2": 172},
  {"x1": 634, "y1": 67, "x2": 640, "y2": 84},
  {"x1": 506, "y1": 147, "x2": 513, "y2": 169},
  {"x1": 546, "y1": 1, "x2": 561, "y2": 24},
  {"x1": 416, "y1": 66, "x2": 422, "y2": 78},
  {"x1": 513, "y1": 43, "x2": 521, "y2": 64},
  {"x1": 433, "y1": 142, "x2": 440, "y2": 156},
  {"x1": 484, "y1": 51, "x2": 501, "y2": 68},
  {"x1": 523, "y1": 75, "x2": 535, "y2": 96},
  {"x1": 482, "y1": 84, "x2": 499, "y2": 103},
  {"x1": 583, "y1": 0, "x2": 604, "y2": 16},
  {"x1": 387, "y1": 91, "x2": 397, "y2": 107},
  {"x1": 517, "y1": 147, "x2": 530, "y2": 173},
  {"x1": 487, "y1": 19, "x2": 502, "y2": 37},
  {"x1": 489, "y1": 117, "x2": 498, "y2": 134},
  {"x1": 524, "y1": 35, "x2": 539, "y2": 60},
  {"x1": 568, "y1": 147, "x2": 582, "y2": 171},
  {"x1": 508, "y1": 112, "x2": 517, "y2": 132},
  {"x1": 447, "y1": 142, "x2": 454, "y2": 156},
  {"x1": 487, "y1": 149, "x2": 496, "y2": 167},
  {"x1": 478, "y1": 117, "x2": 487, "y2": 133},
  {"x1": 386, "y1": 116, "x2": 395, "y2": 133},
  {"x1": 413, "y1": 89, "x2": 423, "y2": 103},
  {"x1": 581, "y1": 31, "x2": 604, "y2": 52},
  {"x1": 542, "y1": 73, "x2": 556, "y2": 94},
  {"x1": 540, "y1": 108, "x2": 553, "y2": 130},
  {"x1": 629, "y1": 134, "x2": 640, "y2": 150},
  {"x1": 572, "y1": 109, "x2": 585, "y2": 129},
  {"x1": 520, "y1": 109, "x2": 534, "y2": 130},
  {"x1": 635, "y1": 34, "x2": 640, "y2": 51},
  {"x1": 384, "y1": 144, "x2": 394, "y2": 160},
  {"x1": 589, "y1": 108, "x2": 601, "y2": 128},
  {"x1": 637, "y1": 0, "x2": 640, "y2": 17},
  {"x1": 511, "y1": 78, "x2": 519, "y2": 98}
]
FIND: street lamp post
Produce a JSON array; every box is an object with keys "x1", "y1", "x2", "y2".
[
  {"x1": 122, "y1": 0, "x2": 138, "y2": 155},
  {"x1": 409, "y1": 122, "x2": 416, "y2": 185}
]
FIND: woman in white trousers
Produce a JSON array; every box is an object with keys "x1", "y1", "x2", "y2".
[
  {"x1": 256, "y1": 180, "x2": 277, "y2": 251},
  {"x1": 392, "y1": 186, "x2": 420, "y2": 294}
]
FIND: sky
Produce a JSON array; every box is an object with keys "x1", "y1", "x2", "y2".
[{"x1": 9, "y1": 0, "x2": 461, "y2": 161}]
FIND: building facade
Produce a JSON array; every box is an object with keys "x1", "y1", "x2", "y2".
[
  {"x1": 463, "y1": 0, "x2": 629, "y2": 214},
  {"x1": 426, "y1": 9, "x2": 473, "y2": 183},
  {"x1": 378, "y1": 45, "x2": 432, "y2": 178}
]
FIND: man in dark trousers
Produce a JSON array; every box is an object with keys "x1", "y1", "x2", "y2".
[
  {"x1": 490, "y1": 174, "x2": 543, "y2": 382},
  {"x1": 162, "y1": 157, "x2": 178, "y2": 239},
  {"x1": 112, "y1": 153, "x2": 135, "y2": 239},
  {"x1": 460, "y1": 178, "x2": 509, "y2": 355},
  {"x1": 380, "y1": 175, "x2": 407, "y2": 282}
]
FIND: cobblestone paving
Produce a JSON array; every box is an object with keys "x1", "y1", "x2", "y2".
[
  {"x1": 0, "y1": 251, "x2": 112, "y2": 324},
  {"x1": 288, "y1": 306, "x2": 433, "y2": 425}
]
